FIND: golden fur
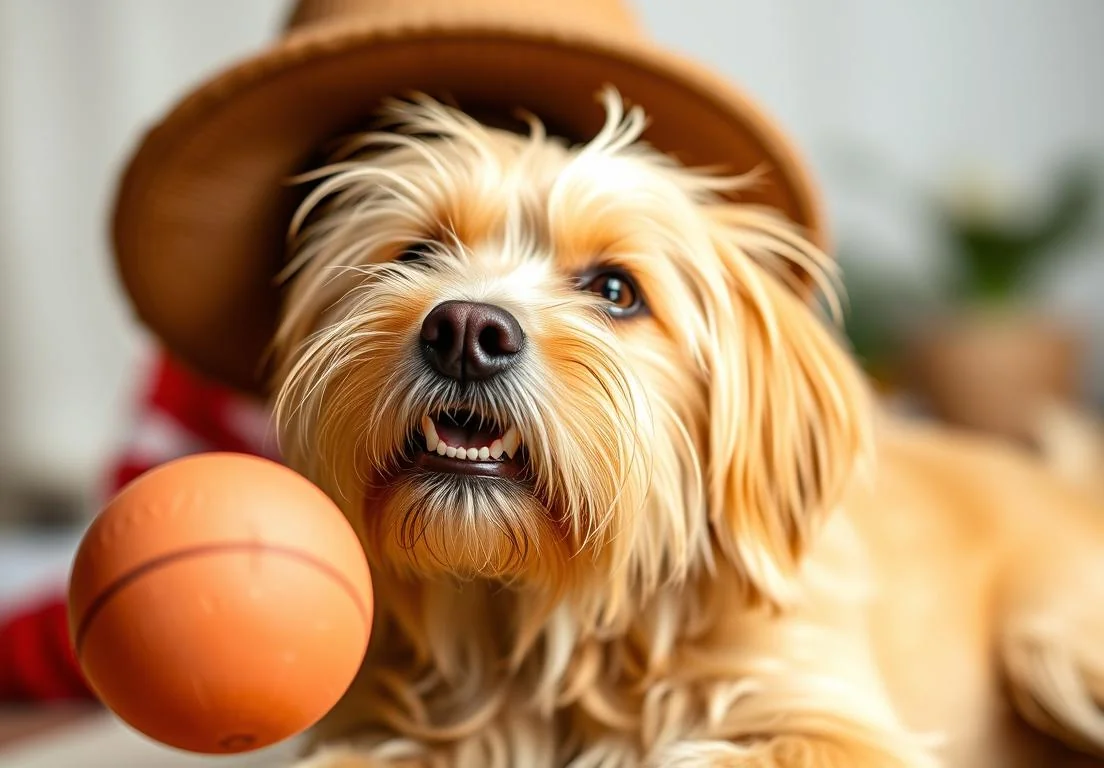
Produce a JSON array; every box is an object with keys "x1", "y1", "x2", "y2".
[{"x1": 270, "y1": 91, "x2": 1104, "y2": 767}]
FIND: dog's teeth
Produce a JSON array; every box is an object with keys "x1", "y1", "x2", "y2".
[
  {"x1": 422, "y1": 416, "x2": 439, "y2": 452},
  {"x1": 420, "y1": 417, "x2": 518, "y2": 462},
  {"x1": 502, "y1": 426, "x2": 520, "y2": 459}
]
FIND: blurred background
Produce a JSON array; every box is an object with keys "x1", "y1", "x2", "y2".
[{"x1": 0, "y1": 0, "x2": 1103, "y2": 701}]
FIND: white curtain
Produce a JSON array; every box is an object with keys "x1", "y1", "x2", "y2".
[
  {"x1": 0, "y1": 0, "x2": 1102, "y2": 498},
  {"x1": 0, "y1": 0, "x2": 286, "y2": 494}
]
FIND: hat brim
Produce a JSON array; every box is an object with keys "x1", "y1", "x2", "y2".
[{"x1": 113, "y1": 24, "x2": 826, "y2": 395}]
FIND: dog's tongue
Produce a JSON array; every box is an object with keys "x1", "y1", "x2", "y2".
[{"x1": 433, "y1": 417, "x2": 499, "y2": 448}]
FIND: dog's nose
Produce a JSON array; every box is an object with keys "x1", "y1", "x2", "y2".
[{"x1": 420, "y1": 300, "x2": 524, "y2": 381}]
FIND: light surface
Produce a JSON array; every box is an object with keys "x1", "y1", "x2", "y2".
[{"x1": 0, "y1": 710, "x2": 304, "y2": 768}]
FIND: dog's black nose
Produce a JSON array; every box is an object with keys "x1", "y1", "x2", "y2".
[{"x1": 420, "y1": 300, "x2": 524, "y2": 381}]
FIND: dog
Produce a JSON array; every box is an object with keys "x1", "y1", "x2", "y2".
[
  {"x1": 268, "y1": 90, "x2": 1104, "y2": 767},
  {"x1": 1035, "y1": 402, "x2": 1104, "y2": 504}
]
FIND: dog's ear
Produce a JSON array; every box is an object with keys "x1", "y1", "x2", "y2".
[{"x1": 701, "y1": 210, "x2": 871, "y2": 605}]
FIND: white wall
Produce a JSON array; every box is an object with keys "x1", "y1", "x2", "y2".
[
  {"x1": 1, "y1": 0, "x2": 1102, "y2": 495},
  {"x1": 0, "y1": 0, "x2": 287, "y2": 492}
]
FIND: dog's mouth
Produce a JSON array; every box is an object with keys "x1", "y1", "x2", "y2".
[{"x1": 409, "y1": 409, "x2": 526, "y2": 480}]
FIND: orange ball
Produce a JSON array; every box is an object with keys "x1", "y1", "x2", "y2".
[{"x1": 68, "y1": 453, "x2": 373, "y2": 754}]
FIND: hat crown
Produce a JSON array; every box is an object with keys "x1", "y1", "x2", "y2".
[{"x1": 285, "y1": 0, "x2": 642, "y2": 37}]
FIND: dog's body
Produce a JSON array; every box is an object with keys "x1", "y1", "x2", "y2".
[
  {"x1": 272, "y1": 94, "x2": 1104, "y2": 767},
  {"x1": 848, "y1": 418, "x2": 1104, "y2": 767}
]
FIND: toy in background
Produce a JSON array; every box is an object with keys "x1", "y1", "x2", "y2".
[
  {"x1": 840, "y1": 157, "x2": 1101, "y2": 443},
  {"x1": 69, "y1": 453, "x2": 373, "y2": 754}
]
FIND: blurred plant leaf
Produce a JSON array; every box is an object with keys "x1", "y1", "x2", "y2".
[{"x1": 948, "y1": 160, "x2": 1099, "y2": 301}]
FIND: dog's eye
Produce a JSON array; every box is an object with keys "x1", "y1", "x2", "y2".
[
  {"x1": 397, "y1": 242, "x2": 434, "y2": 263},
  {"x1": 582, "y1": 270, "x2": 642, "y2": 317}
]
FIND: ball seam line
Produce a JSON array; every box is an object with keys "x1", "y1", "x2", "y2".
[{"x1": 74, "y1": 543, "x2": 370, "y2": 656}]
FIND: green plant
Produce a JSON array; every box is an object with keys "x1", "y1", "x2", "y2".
[
  {"x1": 945, "y1": 162, "x2": 1098, "y2": 302},
  {"x1": 827, "y1": 150, "x2": 1100, "y2": 378}
]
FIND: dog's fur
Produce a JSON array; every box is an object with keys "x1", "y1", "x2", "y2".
[{"x1": 271, "y1": 91, "x2": 1104, "y2": 767}]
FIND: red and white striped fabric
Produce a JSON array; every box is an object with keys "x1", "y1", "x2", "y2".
[
  {"x1": 0, "y1": 351, "x2": 277, "y2": 702},
  {"x1": 107, "y1": 352, "x2": 279, "y2": 492}
]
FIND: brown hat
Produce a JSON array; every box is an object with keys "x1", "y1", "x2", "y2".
[{"x1": 112, "y1": 0, "x2": 825, "y2": 395}]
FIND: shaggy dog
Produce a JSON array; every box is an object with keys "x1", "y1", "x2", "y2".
[{"x1": 270, "y1": 91, "x2": 1104, "y2": 767}]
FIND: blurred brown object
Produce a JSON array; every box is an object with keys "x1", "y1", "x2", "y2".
[{"x1": 908, "y1": 310, "x2": 1083, "y2": 443}]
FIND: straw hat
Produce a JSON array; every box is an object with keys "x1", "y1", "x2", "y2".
[{"x1": 112, "y1": 0, "x2": 825, "y2": 394}]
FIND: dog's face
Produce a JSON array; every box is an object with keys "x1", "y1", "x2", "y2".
[{"x1": 273, "y1": 92, "x2": 868, "y2": 612}]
